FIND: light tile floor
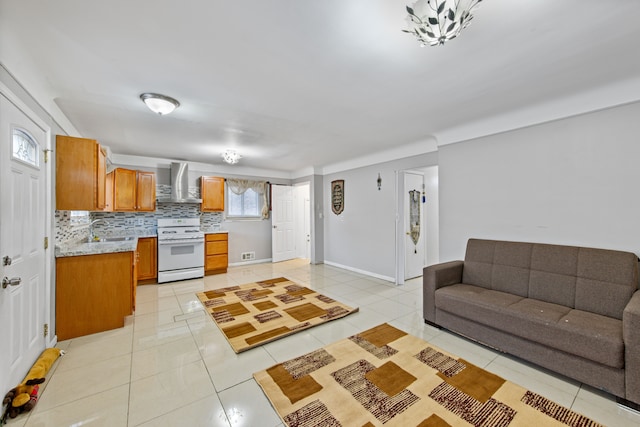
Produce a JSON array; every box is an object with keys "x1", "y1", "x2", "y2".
[{"x1": 12, "y1": 259, "x2": 640, "y2": 426}]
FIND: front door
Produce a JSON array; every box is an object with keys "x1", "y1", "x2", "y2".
[
  {"x1": 272, "y1": 185, "x2": 296, "y2": 263},
  {"x1": 0, "y1": 92, "x2": 48, "y2": 394}
]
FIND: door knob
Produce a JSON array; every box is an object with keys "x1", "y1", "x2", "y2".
[
  {"x1": 2, "y1": 256, "x2": 11, "y2": 266},
  {"x1": 2, "y1": 277, "x2": 21, "y2": 289}
]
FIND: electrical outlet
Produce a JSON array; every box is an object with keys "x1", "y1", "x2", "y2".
[
  {"x1": 136, "y1": 218, "x2": 144, "y2": 226},
  {"x1": 125, "y1": 218, "x2": 134, "y2": 226}
]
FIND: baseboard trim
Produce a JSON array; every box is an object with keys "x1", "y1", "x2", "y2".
[
  {"x1": 229, "y1": 258, "x2": 272, "y2": 267},
  {"x1": 323, "y1": 260, "x2": 394, "y2": 283}
]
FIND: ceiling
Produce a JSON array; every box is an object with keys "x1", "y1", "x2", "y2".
[{"x1": 2, "y1": 0, "x2": 640, "y2": 174}]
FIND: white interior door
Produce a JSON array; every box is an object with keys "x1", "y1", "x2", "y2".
[
  {"x1": 293, "y1": 183, "x2": 311, "y2": 260},
  {"x1": 303, "y1": 197, "x2": 311, "y2": 259},
  {"x1": 0, "y1": 93, "x2": 47, "y2": 394},
  {"x1": 272, "y1": 185, "x2": 296, "y2": 263},
  {"x1": 404, "y1": 172, "x2": 425, "y2": 280}
]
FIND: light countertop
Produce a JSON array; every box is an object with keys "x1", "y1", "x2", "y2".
[
  {"x1": 55, "y1": 231, "x2": 157, "y2": 258},
  {"x1": 202, "y1": 229, "x2": 228, "y2": 234},
  {"x1": 55, "y1": 239, "x2": 138, "y2": 257}
]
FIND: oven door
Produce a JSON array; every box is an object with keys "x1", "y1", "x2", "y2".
[{"x1": 157, "y1": 239, "x2": 205, "y2": 272}]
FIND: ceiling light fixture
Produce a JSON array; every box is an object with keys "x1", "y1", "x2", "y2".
[
  {"x1": 140, "y1": 93, "x2": 180, "y2": 115},
  {"x1": 222, "y1": 149, "x2": 241, "y2": 165},
  {"x1": 403, "y1": 0, "x2": 482, "y2": 47}
]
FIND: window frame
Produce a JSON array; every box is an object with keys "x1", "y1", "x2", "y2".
[{"x1": 226, "y1": 187, "x2": 262, "y2": 219}]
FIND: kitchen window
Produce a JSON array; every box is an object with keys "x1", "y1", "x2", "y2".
[{"x1": 227, "y1": 188, "x2": 261, "y2": 218}]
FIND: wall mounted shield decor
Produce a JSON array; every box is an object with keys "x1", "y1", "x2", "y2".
[{"x1": 331, "y1": 180, "x2": 344, "y2": 215}]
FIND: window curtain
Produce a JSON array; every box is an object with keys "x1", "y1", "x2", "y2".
[{"x1": 226, "y1": 178, "x2": 270, "y2": 219}]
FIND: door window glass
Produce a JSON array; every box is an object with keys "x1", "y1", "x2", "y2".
[{"x1": 11, "y1": 127, "x2": 40, "y2": 168}]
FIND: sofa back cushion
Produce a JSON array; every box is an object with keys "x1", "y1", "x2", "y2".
[
  {"x1": 463, "y1": 239, "x2": 532, "y2": 296},
  {"x1": 529, "y1": 244, "x2": 579, "y2": 308},
  {"x1": 491, "y1": 241, "x2": 532, "y2": 297},
  {"x1": 463, "y1": 239, "x2": 639, "y2": 319},
  {"x1": 575, "y1": 247, "x2": 638, "y2": 319},
  {"x1": 462, "y1": 239, "x2": 496, "y2": 289}
]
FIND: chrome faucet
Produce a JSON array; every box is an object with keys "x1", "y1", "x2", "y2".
[{"x1": 89, "y1": 219, "x2": 109, "y2": 241}]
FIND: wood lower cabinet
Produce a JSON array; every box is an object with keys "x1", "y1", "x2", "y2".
[
  {"x1": 55, "y1": 135, "x2": 107, "y2": 211},
  {"x1": 201, "y1": 176, "x2": 225, "y2": 212},
  {"x1": 137, "y1": 237, "x2": 157, "y2": 284},
  {"x1": 205, "y1": 233, "x2": 228, "y2": 275},
  {"x1": 56, "y1": 251, "x2": 135, "y2": 340}
]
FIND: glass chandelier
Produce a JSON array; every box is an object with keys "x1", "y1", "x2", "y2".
[
  {"x1": 403, "y1": 0, "x2": 482, "y2": 47},
  {"x1": 222, "y1": 149, "x2": 241, "y2": 164}
]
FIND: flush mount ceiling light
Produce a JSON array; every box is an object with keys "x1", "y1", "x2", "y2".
[
  {"x1": 403, "y1": 0, "x2": 482, "y2": 47},
  {"x1": 140, "y1": 93, "x2": 180, "y2": 115},
  {"x1": 222, "y1": 149, "x2": 241, "y2": 165}
]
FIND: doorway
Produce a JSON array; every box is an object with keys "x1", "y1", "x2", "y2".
[
  {"x1": 400, "y1": 171, "x2": 426, "y2": 281},
  {"x1": 271, "y1": 183, "x2": 311, "y2": 263},
  {"x1": 294, "y1": 183, "x2": 311, "y2": 260},
  {"x1": 0, "y1": 86, "x2": 51, "y2": 394},
  {"x1": 395, "y1": 166, "x2": 439, "y2": 285}
]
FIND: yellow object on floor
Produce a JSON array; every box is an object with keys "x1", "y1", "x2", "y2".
[{"x1": 2, "y1": 348, "x2": 63, "y2": 420}]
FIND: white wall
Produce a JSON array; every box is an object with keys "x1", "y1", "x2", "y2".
[
  {"x1": 439, "y1": 101, "x2": 640, "y2": 261},
  {"x1": 312, "y1": 175, "x2": 324, "y2": 264},
  {"x1": 324, "y1": 152, "x2": 438, "y2": 280}
]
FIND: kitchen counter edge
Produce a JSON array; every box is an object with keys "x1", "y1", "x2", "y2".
[{"x1": 55, "y1": 234, "x2": 158, "y2": 258}]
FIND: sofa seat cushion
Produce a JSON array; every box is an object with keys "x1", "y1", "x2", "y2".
[{"x1": 435, "y1": 284, "x2": 624, "y2": 369}]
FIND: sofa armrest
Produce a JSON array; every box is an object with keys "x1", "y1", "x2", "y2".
[
  {"x1": 423, "y1": 261, "x2": 464, "y2": 324},
  {"x1": 623, "y1": 290, "x2": 640, "y2": 404}
]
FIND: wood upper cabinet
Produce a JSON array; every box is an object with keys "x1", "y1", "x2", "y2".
[
  {"x1": 136, "y1": 171, "x2": 156, "y2": 211},
  {"x1": 205, "y1": 233, "x2": 228, "y2": 275},
  {"x1": 137, "y1": 237, "x2": 157, "y2": 283},
  {"x1": 112, "y1": 168, "x2": 137, "y2": 211},
  {"x1": 56, "y1": 251, "x2": 134, "y2": 340},
  {"x1": 104, "y1": 171, "x2": 114, "y2": 212},
  {"x1": 55, "y1": 135, "x2": 107, "y2": 211},
  {"x1": 201, "y1": 176, "x2": 225, "y2": 212},
  {"x1": 109, "y1": 168, "x2": 156, "y2": 212}
]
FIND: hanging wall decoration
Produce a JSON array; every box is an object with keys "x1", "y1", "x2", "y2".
[
  {"x1": 409, "y1": 189, "x2": 421, "y2": 253},
  {"x1": 331, "y1": 180, "x2": 345, "y2": 215}
]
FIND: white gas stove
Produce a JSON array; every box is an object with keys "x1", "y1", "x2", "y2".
[{"x1": 157, "y1": 218, "x2": 205, "y2": 283}]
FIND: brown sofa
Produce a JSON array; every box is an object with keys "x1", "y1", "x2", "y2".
[{"x1": 423, "y1": 238, "x2": 640, "y2": 407}]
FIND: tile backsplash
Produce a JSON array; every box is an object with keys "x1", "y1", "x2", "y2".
[{"x1": 55, "y1": 185, "x2": 223, "y2": 244}]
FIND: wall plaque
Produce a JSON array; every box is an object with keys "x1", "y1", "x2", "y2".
[{"x1": 331, "y1": 179, "x2": 344, "y2": 215}]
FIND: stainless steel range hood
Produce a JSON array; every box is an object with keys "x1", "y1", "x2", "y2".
[{"x1": 157, "y1": 162, "x2": 203, "y2": 203}]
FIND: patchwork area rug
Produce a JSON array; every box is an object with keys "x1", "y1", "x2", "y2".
[
  {"x1": 196, "y1": 277, "x2": 358, "y2": 353},
  {"x1": 254, "y1": 323, "x2": 603, "y2": 427}
]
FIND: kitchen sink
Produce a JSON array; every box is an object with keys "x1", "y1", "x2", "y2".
[{"x1": 86, "y1": 236, "x2": 135, "y2": 243}]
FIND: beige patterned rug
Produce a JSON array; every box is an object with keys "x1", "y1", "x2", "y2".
[
  {"x1": 196, "y1": 277, "x2": 358, "y2": 353},
  {"x1": 254, "y1": 323, "x2": 603, "y2": 427}
]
